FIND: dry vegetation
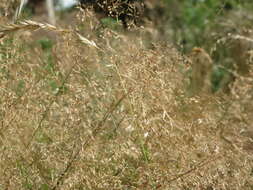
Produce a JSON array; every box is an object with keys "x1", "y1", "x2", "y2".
[{"x1": 0, "y1": 2, "x2": 253, "y2": 190}]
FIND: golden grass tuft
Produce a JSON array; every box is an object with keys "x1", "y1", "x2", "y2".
[{"x1": 0, "y1": 12, "x2": 253, "y2": 190}]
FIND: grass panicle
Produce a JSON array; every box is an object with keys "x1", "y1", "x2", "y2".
[
  {"x1": 0, "y1": 20, "x2": 99, "y2": 49},
  {"x1": 0, "y1": 2, "x2": 253, "y2": 190}
]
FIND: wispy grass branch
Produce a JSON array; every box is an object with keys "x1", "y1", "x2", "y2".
[{"x1": 0, "y1": 20, "x2": 100, "y2": 49}]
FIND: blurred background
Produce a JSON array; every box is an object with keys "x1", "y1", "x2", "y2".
[{"x1": 1, "y1": 0, "x2": 253, "y2": 52}]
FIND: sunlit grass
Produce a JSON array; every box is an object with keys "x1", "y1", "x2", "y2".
[{"x1": 0, "y1": 4, "x2": 253, "y2": 190}]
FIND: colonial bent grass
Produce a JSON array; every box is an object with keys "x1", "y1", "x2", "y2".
[{"x1": 0, "y1": 9, "x2": 253, "y2": 190}]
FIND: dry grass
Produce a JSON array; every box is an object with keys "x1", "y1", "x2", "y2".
[
  {"x1": 0, "y1": 6, "x2": 253, "y2": 190},
  {"x1": 0, "y1": 20, "x2": 99, "y2": 49}
]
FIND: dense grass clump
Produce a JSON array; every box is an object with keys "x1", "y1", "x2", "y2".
[{"x1": 0, "y1": 1, "x2": 253, "y2": 189}]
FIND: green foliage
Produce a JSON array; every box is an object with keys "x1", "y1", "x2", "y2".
[
  {"x1": 159, "y1": 0, "x2": 252, "y2": 91},
  {"x1": 48, "y1": 79, "x2": 68, "y2": 95},
  {"x1": 162, "y1": 0, "x2": 219, "y2": 50},
  {"x1": 39, "y1": 184, "x2": 50, "y2": 190},
  {"x1": 162, "y1": 0, "x2": 252, "y2": 51},
  {"x1": 140, "y1": 142, "x2": 150, "y2": 162},
  {"x1": 37, "y1": 38, "x2": 53, "y2": 51},
  {"x1": 20, "y1": 7, "x2": 34, "y2": 20},
  {"x1": 0, "y1": 38, "x2": 14, "y2": 79},
  {"x1": 15, "y1": 79, "x2": 26, "y2": 96},
  {"x1": 101, "y1": 17, "x2": 123, "y2": 30},
  {"x1": 36, "y1": 132, "x2": 53, "y2": 144},
  {"x1": 37, "y1": 38, "x2": 56, "y2": 75}
]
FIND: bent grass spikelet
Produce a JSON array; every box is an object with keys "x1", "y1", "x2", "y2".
[{"x1": 0, "y1": 20, "x2": 99, "y2": 49}]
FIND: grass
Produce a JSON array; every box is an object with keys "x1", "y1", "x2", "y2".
[{"x1": 0, "y1": 6, "x2": 253, "y2": 190}]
